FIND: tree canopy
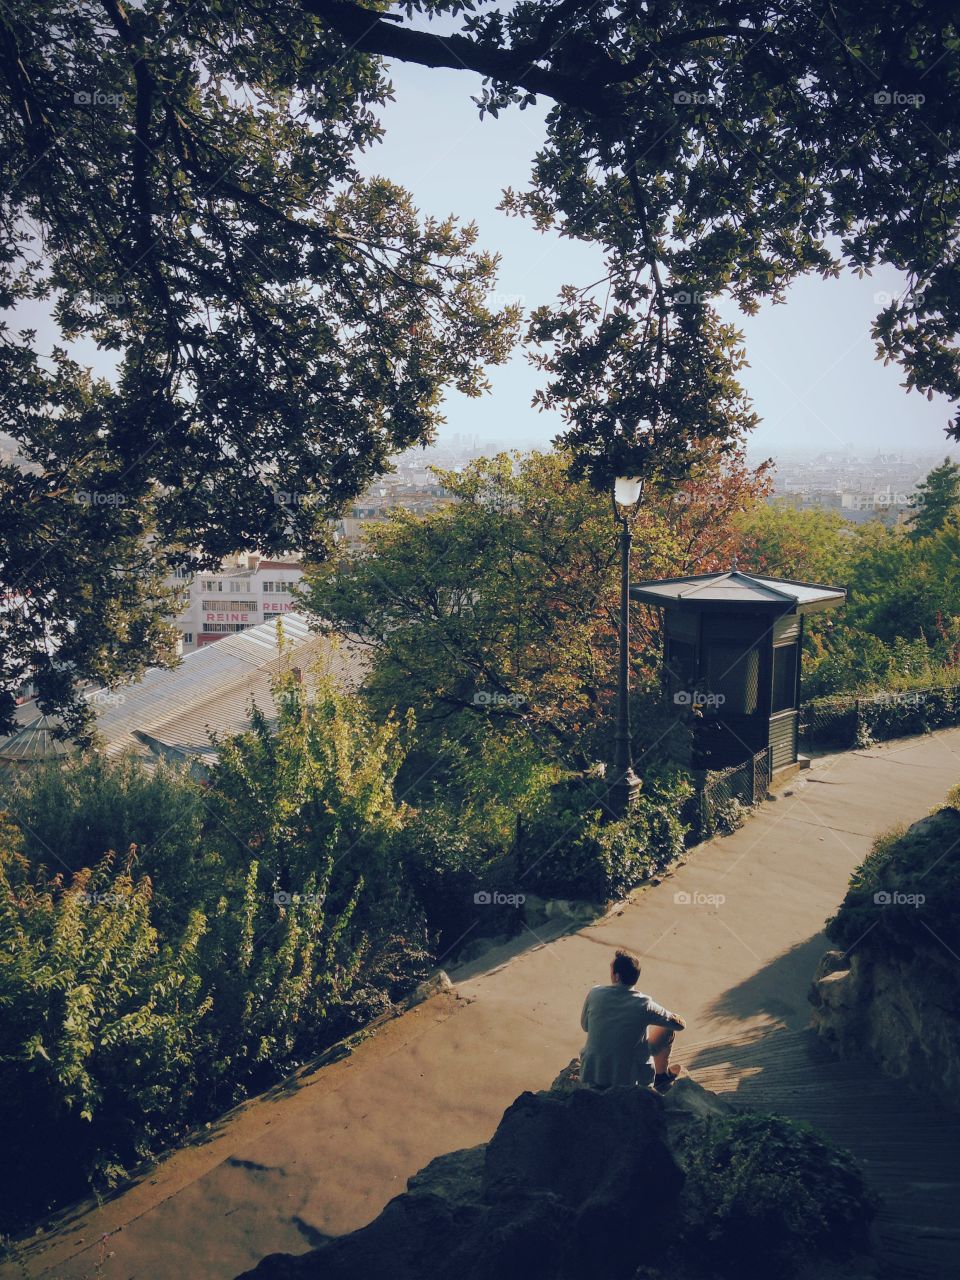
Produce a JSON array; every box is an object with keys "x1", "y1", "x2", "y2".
[
  {"x1": 0, "y1": 0, "x2": 516, "y2": 733},
  {"x1": 310, "y1": 1, "x2": 960, "y2": 465},
  {"x1": 908, "y1": 455, "x2": 960, "y2": 539},
  {"x1": 3, "y1": 0, "x2": 959, "y2": 731},
  {"x1": 303, "y1": 446, "x2": 770, "y2": 768}
]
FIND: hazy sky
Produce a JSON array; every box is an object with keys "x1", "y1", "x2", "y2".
[{"x1": 358, "y1": 60, "x2": 957, "y2": 457}]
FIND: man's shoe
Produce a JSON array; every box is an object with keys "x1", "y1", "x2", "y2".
[{"x1": 653, "y1": 1065, "x2": 682, "y2": 1093}]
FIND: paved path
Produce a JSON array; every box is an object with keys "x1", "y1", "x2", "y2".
[{"x1": 8, "y1": 731, "x2": 960, "y2": 1280}]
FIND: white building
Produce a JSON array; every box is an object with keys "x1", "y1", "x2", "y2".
[{"x1": 168, "y1": 553, "x2": 305, "y2": 654}]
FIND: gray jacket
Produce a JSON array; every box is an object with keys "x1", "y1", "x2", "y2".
[{"x1": 579, "y1": 984, "x2": 678, "y2": 1087}]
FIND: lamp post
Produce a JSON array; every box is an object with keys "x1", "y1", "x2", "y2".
[{"x1": 610, "y1": 474, "x2": 644, "y2": 818}]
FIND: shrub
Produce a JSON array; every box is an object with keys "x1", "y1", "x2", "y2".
[
  {"x1": 826, "y1": 806, "x2": 960, "y2": 963},
  {"x1": 520, "y1": 768, "x2": 693, "y2": 900},
  {"x1": 801, "y1": 684, "x2": 960, "y2": 750},
  {"x1": 0, "y1": 673, "x2": 431, "y2": 1232},
  {"x1": 4, "y1": 755, "x2": 206, "y2": 933},
  {"x1": 676, "y1": 1112, "x2": 876, "y2": 1276}
]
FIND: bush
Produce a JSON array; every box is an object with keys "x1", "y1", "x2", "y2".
[
  {"x1": 4, "y1": 755, "x2": 206, "y2": 933},
  {"x1": 676, "y1": 1112, "x2": 876, "y2": 1276},
  {"x1": 826, "y1": 805, "x2": 960, "y2": 963},
  {"x1": 801, "y1": 683, "x2": 960, "y2": 750},
  {"x1": 391, "y1": 806, "x2": 520, "y2": 957},
  {"x1": 520, "y1": 768, "x2": 693, "y2": 900},
  {"x1": 0, "y1": 673, "x2": 431, "y2": 1233}
]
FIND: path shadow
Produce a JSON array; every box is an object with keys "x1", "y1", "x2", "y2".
[
  {"x1": 699, "y1": 931, "x2": 830, "y2": 1030},
  {"x1": 685, "y1": 939, "x2": 960, "y2": 1280}
]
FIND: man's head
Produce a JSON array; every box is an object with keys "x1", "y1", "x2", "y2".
[{"x1": 610, "y1": 949, "x2": 641, "y2": 988}]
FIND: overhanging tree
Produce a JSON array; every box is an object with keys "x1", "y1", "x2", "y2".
[
  {"x1": 4, "y1": 0, "x2": 960, "y2": 732},
  {"x1": 307, "y1": 0, "x2": 960, "y2": 486},
  {"x1": 0, "y1": 0, "x2": 517, "y2": 734}
]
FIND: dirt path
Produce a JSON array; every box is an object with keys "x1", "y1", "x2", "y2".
[{"x1": 8, "y1": 730, "x2": 960, "y2": 1280}]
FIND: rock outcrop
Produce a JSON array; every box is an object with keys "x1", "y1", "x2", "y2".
[
  {"x1": 810, "y1": 807, "x2": 960, "y2": 1111},
  {"x1": 235, "y1": 1076, "x2": 874, "y2": 1280}
]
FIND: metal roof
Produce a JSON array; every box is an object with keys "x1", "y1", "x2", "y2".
[
  {"x1": 631, "y1": 569, "x2": 846, "y2": 614},
  {"x1": 0, "y1": 713, "x2": 75, "y2": 771},
  {"x1": 0, "y1": 614, "x2": 366, "y2": 768}
]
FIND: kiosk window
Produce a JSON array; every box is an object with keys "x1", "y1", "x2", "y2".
[
  {"x1": 704, "y1": 643, "x2": 760, "y2": 715},
  {"x1": 772, "y1": 643, "x2": 798, "y2": 714}
]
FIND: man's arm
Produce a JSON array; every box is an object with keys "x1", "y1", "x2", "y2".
[{"x1": 644, "y1": 997, "x2": 686, "y2": 1030}]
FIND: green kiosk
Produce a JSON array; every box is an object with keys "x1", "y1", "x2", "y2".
[{"x1": 631, "y1": 567, "x2": 846, "y2": 775}]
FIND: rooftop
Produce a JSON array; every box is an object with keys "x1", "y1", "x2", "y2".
[
  {"x1": 631, "y1": 569, "x2": 846, "y2": 614},
  {"x1": 0, "y1": 614, "x2": 364, "y2": 773}
]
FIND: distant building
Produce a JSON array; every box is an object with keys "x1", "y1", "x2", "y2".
[{"x1": 167, "y1": 553, "x2": 304, "y2": 654}]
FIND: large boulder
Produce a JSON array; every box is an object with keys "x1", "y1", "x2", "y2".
[
  {"x1": 236, "y1": 1082, "x2": 696, "y2": 1280},
  {"x1": 236, "y1": 1076, "x2": 874, "y2": 1280}
]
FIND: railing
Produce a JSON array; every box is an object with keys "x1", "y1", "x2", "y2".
[
  {"x1": 800, "y1": 684, "x2": 960, "y2": 750},
  {"x1": 698, "y1": 747, "x2": 771, "y2": 836}
]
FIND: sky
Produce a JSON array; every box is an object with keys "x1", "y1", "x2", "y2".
[{"x1": 357, "y1": 60, "x2": 957, "y2": 458}]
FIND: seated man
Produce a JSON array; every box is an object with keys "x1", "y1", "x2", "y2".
[{"x1": 579, "y1": 948, "x2": 685, "y2": 1091}]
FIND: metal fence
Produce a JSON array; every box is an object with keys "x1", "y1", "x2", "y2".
[
  {"x1": 800, "y1": 684, "x2": 960, "y2": 751},
  {"x1": 698, "y1": 747, "x2": 771, "y2": 836}
]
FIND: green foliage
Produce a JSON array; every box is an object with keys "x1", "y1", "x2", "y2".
[
  {"x1": 677, "y1": 1112, "x2": 875, "y2": 1276},
  {"x1": 826, "y1": 806, "x2": 960, "y2": 963},
  {"x1": 4, "y1": 755, "x2": 206, "y2": 932},
  {"x1": 520, "y1": 769, "x2": 693, "y2": 901},
  {"x1": 305, "y1": 447, "x2": 769, "y2": 773},
  {"x1": 803, "y1": 685, "x2": 960, "y2": 750},
  {"x1": 319, "y1": 1, "x2": 960, "y2": 480},
  {"x1": 0, "y1": 674, "x2": 430, "y2": 1232},
  {"x1": 0, "y1": 0, "x2": 518, "y2": 735},
  {"x1": 736, "y1": 503, "x2": 849, "y2": 583},
  {"x1": 909, "y1": 456, "x2": 960, "y2": 539}
]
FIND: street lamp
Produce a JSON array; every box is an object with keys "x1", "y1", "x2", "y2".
[{"x1": 610, "y1": 474, "x2": 644, "y2": 817}]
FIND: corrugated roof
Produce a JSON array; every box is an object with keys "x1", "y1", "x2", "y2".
[
  {"x1": 89, "y1": 614, "x2": 364, "y2": 759},
  {"x1": 0, "y1": 614, "x2": 366, "y2": 767}
]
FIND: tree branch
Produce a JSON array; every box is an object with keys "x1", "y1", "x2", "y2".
[{"x1": 300, "y1": 0, "x2": 616, "y2": 112}]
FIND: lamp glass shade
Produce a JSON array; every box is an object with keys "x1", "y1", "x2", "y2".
[{"x1": 614, "y1": 476, "x2": 643, "y2": 507}]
